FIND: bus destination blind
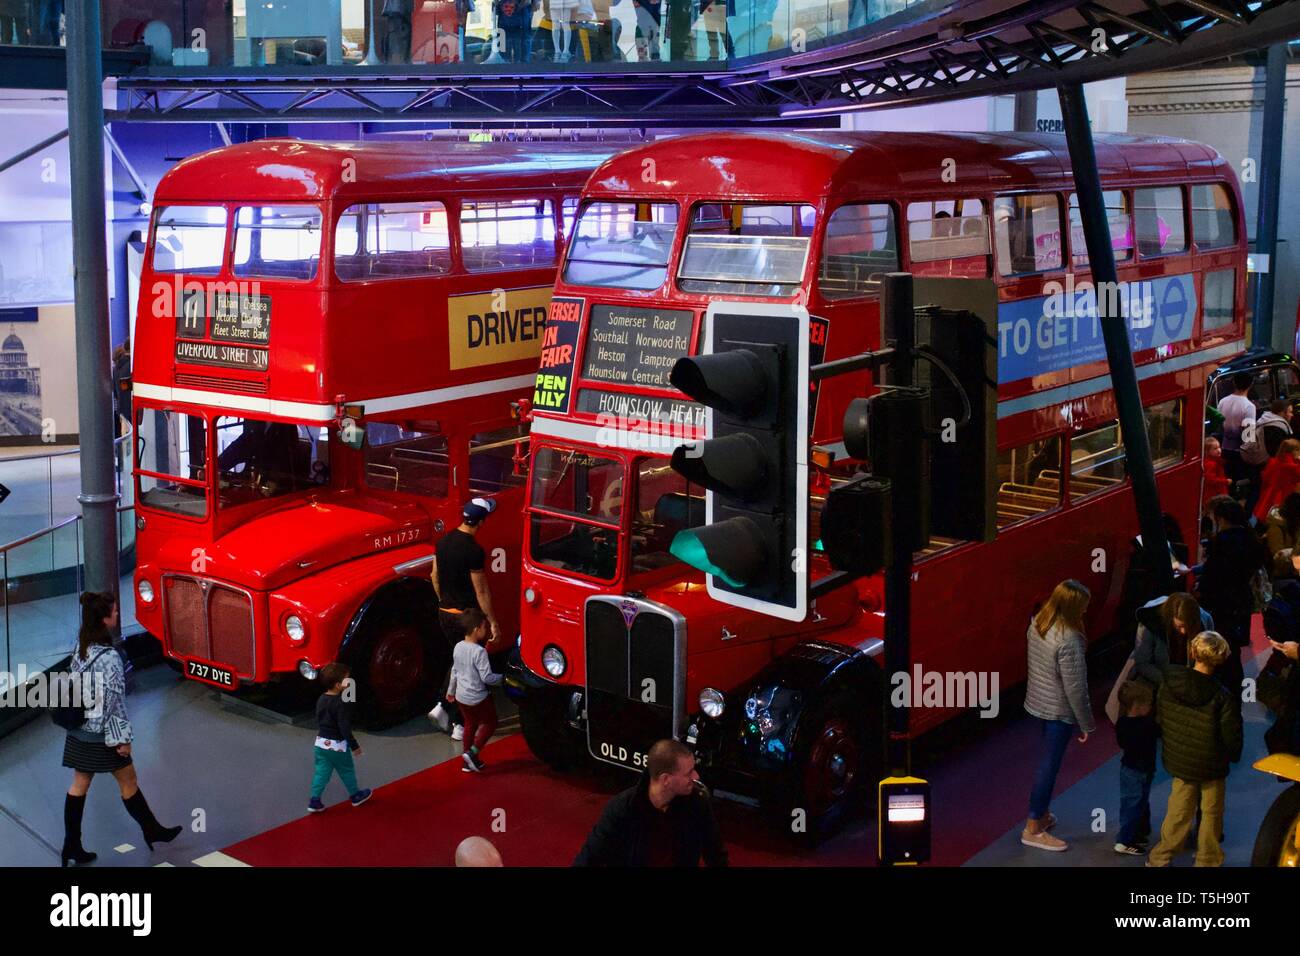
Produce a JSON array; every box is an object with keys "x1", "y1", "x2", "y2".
[{"x1": 581, "y1": 304, "x2": 694, "y2": 389}]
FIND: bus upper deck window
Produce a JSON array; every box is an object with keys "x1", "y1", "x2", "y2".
[
  {"x1": 677, "y1": 203, "x2": 815, "y2": 297},
  {"x1": 233, "y1": 206, "x2": 323, "y2": 281},
  {"x1": 906, "y1": 199, "x2": 989, "y2": 264},
  {"x1": 993, "y1": 194, "x2": 1063, "y2": 276},
  {"x1": 818, "y1": 203, "x2": 898, "y2": 300},
  {"x1": 460, "y1": 198, "x2": 556, "y2": 273},
  {"x1": 1134, "y1": 186, "x2": 1187, "y2": 257},
  {"x1": 1068, "y1": 192, "x2": 1132, "y2": 268},
  {"x1": 563, "y1": 200, "x2": 678, "y2": 291},
  {"x1": 1190, "y1": 184, "x2": 1236, "y2": 251},
  {"x1": 152, "y1": 205, "x2": 227, "y2": 275},
  {"x1": 335, "y1": 201, "x2": 451, "y2": 282}
]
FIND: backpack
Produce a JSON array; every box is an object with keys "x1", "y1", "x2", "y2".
[
  {"x1": 50, "y1": 648, "x2": 111, "y2": 731},
  {"x1": 1241, "y1": 414, "x2": 1270, "y2": 466}
]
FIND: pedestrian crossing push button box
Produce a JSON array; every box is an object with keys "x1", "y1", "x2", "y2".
[{"x1": 878, "y1": 776, "x2": 930, "y2": 865}]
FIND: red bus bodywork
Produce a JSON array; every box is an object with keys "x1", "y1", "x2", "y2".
[
  {"x1": 132, "y1": 138, "x2": 606, "y2": 725},
  {"x1": 507, "y1": 131, "x2": 1248, "y2": 815}
]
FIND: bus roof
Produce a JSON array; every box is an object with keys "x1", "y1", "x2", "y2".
[
  {"x1": 584, "y1": 131, "x2": 1231, "y2": 202},
  {"x1": 156, "y1": 139, "x2": 611, "y2": 203}
]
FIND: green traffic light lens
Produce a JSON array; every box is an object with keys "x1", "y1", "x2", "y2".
[{"x1": 669, "y1": 530, "x2": 746, "y2": 588}]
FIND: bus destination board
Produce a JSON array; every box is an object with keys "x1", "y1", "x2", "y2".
[{"x1": 580, "y1": 304, "x2": 694, "y2": 389}]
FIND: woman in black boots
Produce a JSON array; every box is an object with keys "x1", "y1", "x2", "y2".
[{"x1": 61, "y1": 591, "x2": 181, "y2": 866}]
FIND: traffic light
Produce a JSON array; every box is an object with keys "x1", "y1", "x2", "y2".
[
  {"x1": 820, "y1": 474, "x2": 890, "y2": 575},
  {"x1": 668, "y1": 302, "x2": 809, "y2": 622},
  {"x1": 912, "y1": 279, "x2": 999, "y2": 544}
]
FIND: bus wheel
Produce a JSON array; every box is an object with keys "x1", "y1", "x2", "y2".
[
  {"x1": 1251, "y1": 782, "x2": 1300, "y2": 867},
  {"x1": 349, "y1": 609, "x2": 446, "y2": 731},
  {"x1": 790, "y1": 693, "x2": 871, "y2": 833},
  {"x1": 519, "y1": 701, "x2": 585, "y2": 772}
]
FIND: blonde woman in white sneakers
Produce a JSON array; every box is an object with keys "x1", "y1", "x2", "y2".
[{"x1": 1022, "y1": 579, "x2": 1095, "y2": 852}]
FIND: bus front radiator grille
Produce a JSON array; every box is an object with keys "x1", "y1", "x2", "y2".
[
  {"x1": 162, "y1": 575, "x2": 256, "y2": 679},
  {"x1": 583, "y1": 596, "x2": 685, "y2": 770}
]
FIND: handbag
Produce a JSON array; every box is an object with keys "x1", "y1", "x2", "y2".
[
  {"x1": 50, "y1": 648, "x2": 111, "y2": 731},
  {"x1": 1104, "y1": 655, "x2": 1138, "y2": 724},
  {"x1": 1251, "y1": 566, "x2": 1274, "y2": 614}
]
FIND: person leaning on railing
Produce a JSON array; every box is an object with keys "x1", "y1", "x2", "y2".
[{"x1": 61, "y1": 591, "x2": 182, "y2": 866}]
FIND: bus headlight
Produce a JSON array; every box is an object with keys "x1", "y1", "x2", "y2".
[
  {"x1": 699, "y1": 687, "x2": 725, "y2": 719},
  {"x1": 524, "y1": 586, "x2": 540, "y2": 606},
  {"x1": 541, "y1": 645, "x2": 567, "y2": 677},
  {"x1": 285, "y1": 615, "x2": 306, "y2": 644},
  {"x1": 137, "y1": 579, "x2": 154, "y2": 605},
  {"x1": 298, "y1": 660, "x2": 318, "y2": 680}
]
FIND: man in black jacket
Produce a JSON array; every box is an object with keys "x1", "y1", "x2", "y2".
[
  {"x1": 1193, "y1": 495, "x2": 1269, "y2": 700},
  {"x1": 573, "y1": 739, "x2": 728, "y2": 866}
]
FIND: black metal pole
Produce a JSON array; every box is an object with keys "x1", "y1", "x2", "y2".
[
  {"x1": 882, "y1": 273, "x2": 914, "y2": 779},
  {"x1": 1252, "y1": 43, "x2": 1287, "y2": 350},
  {"x1": 67, "y1": 1, "x2": 121, "y2": 602},
  {"x1": 1058, "y1": 83, "x2": 1173, "y2": 595}
]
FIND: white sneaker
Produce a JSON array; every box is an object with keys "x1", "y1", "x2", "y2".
[
  {"x1": 451, "y1": 724, "x2": 464, "y2": 741},
  {"x1": 428, "y1": 703, "x2": 450, "y2": 732}
]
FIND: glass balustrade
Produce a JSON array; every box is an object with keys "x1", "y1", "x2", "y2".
[
  {"x1": 0, "y1": 0, "x2": 930, "y2": 67},
  {"x1": 0, "y1": 430, "x2": 138, "y2": 685}
]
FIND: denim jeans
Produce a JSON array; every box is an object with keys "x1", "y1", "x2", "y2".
[
  {"x1": 1028, "y1": 718, "x2": 1074, "y2": 820},
  {"x1": 1117, "y1": 764, "x2": 1154, "y2": 845}
]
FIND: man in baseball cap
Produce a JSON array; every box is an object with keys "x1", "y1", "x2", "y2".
[
  {"x1": 429, "y1": 496, "x2": 502, "y2": 739},
  {"x1": 461, "y1": 496, "x2": 497, "y2": 526}
]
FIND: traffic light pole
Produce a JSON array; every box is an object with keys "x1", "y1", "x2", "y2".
[
  {"x1": 1058, "y1": 84, "x2": 1174, "y2": 596},
  {"x1": 881, "y1": 274, "x2": 915, "y2": 780}
]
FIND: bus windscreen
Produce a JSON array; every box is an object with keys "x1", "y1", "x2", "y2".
[{"x1": 563, "y1": 201, "x2": 678, "y2": 291}]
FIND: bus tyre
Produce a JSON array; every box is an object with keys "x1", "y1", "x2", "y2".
[
  {"x1": 347, "y1": 606, "x2": 447, "y2": 731},
  {"x1": 519, "y1": 701, "x2": 585, "y2": 772},
  {"x1": 787, "y1": 692, "x2": 873, "y2": 837},
  {"x1": 1250, "y1": 782, "x2": 1300, "y2": 867}
]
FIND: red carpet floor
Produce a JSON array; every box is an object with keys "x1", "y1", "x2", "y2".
[{"x1": 223, "y1": 623, "x2": 1272, "y2": 867}]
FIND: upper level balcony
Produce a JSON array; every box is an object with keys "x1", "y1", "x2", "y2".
[{"x1": 0, "y1": 0, "x2": 928, "y2": 73}]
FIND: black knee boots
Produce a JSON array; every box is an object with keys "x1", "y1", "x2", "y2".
[
  {"x1": 62, "y1": 793, "x2": 97, "y2": 867},
  {"x1": 122, "y1": 789, "x2": 182, "y2": 850}
]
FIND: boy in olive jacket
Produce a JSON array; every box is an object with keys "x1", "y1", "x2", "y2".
[{"x1": 1147, "y1": 632, "x2": 1243, "y2": 867}]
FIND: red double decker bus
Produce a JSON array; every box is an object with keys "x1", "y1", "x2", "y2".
[
  {"x1": 131, "y1": 138, "x2": 606, "y2": 726},
  {"x1": 507, "y1": 130, "x2": 1249, "y2": 820}
]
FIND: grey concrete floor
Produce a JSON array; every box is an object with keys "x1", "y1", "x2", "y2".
[
  {"x1": 0, "y1": 663, "x2": 512, "y2": 867},
  {"x1": 966, "y1": 660, "x2": 1280, "y2": 867}
]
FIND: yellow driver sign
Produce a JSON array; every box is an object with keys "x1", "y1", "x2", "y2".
[{"x1": 448, "y1": 286, "x2": 552, "y2": 370}]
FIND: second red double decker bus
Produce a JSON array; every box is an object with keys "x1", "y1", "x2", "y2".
[
  {"x1": 131, "y1": 138, "x2": 607, "y2": 726},
  {"x1": 508, "y1": 130, "x2": 1249, "y2": 822}
]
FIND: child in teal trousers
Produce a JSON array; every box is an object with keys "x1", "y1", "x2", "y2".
[{"x1": 308, "y1": 663, "x2": 372, "y2": 811}]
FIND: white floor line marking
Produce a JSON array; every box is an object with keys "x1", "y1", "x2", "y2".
[
  {"x1": 114, "y1": 843, "x2": 135, "y2": 854},
  {"x1": 154, "y1": 862, "x2": 175, "y2": 867},
  {"x1": 192, "y1": 851, "x2": 251, "y2": 867}
]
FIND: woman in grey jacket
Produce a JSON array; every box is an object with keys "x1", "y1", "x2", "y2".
[
  {"x1": 61, "y1": 592, "x2": 181, "y2": 866},
  {"x1": 1022, "y1": 579, "x2": 1096, "y2": 852}
]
